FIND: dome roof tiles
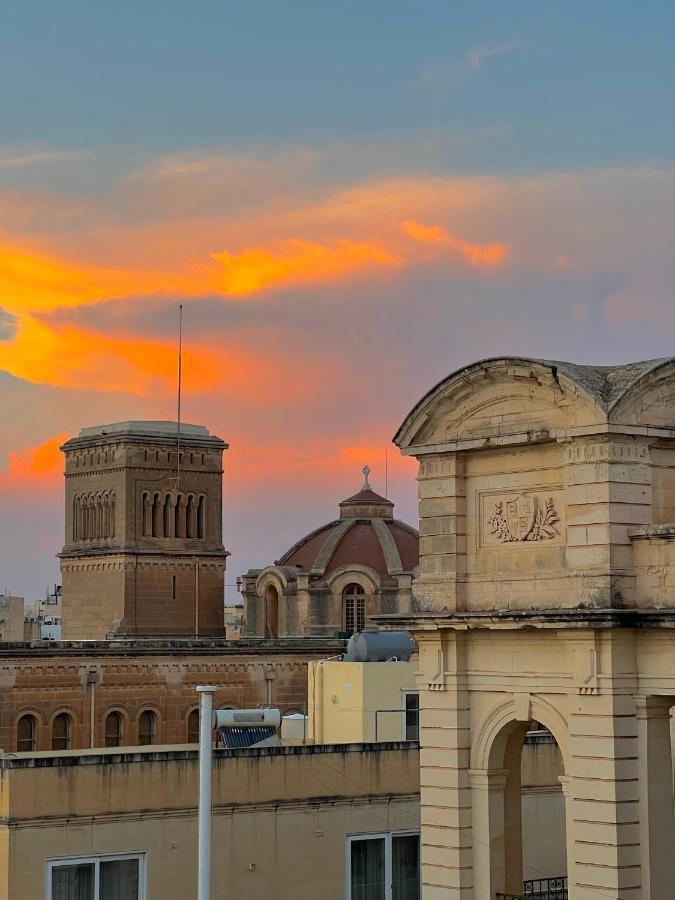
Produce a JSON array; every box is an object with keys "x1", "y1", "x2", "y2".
[{"x1": 277, "y1": 481, "x2": 418, "y2": 579}]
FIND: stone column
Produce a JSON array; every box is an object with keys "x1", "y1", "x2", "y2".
[
  {"x1": 558, "y1": 775, "x2": 572, "y2": 891},
  {"x1": 635, "y1": 696, "x2": 675, "y2": 899},
  {"x1": 469, "y1": 769, "x2": 509, "y2": 900},
  {"x1": 416, "y1": 630, "x2": 473, "y2": 898}
]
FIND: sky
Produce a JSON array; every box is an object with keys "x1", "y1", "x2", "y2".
[{"x1": 2, "y1": 1, "x2": 675, "y2": 602}]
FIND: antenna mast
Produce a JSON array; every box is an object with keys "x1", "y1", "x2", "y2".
[
  {"x1": 385, "y1": 446, "x2": 388, "y2": 498},
  {"x1": 176, "y1": 304, "x2": 183, "y2": 489}
]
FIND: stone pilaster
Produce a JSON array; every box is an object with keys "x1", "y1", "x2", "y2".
[
  {"x1": 416, "y1": 630, "x2": 473, "y2": 898},
  {"x1": 564, "y1": 437, "x2": 652, "y2": 607},
  {"x1": 416, "y1": 454, "x2": 466, "y2": 612}
]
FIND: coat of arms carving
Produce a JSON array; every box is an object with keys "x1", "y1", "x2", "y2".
[{"x1": 488, "y1": 494, "x2": 559, "y2": 543}]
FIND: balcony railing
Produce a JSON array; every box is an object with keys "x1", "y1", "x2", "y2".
[{"x1": 497, "y1": 875, "x2": 568, "y2": 900}]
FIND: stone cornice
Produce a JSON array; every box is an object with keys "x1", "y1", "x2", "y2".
[
  {"x1": 0, "y1": 637, "x2": 347, "y2": 658},
  {"x1": 373, "y1": 607, "x2": 675, "y2": 630}
]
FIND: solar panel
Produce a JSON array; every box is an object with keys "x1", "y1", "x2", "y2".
[{"x1": 217, "y1": 726, "x2": 276, "y2": 749}]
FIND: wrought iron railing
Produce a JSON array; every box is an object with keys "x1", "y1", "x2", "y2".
[{"x1": 497, "y1": 875, "x2": 568, "y2": 900}]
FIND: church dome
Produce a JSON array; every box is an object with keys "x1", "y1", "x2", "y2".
[{"x1": 277, "y1": 468, "x2": 419, "y2": 579}]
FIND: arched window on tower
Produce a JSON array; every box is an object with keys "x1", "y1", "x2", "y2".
[
  {"x1": 17, "y1": 714, "x2": 37, "y2": 752},
  {"x1": 343, "y1": 583, "x2": 366, "y2": 636},
  {"x1": 163, "y1": 494, "x2": 173, "y2": 538},
  {"x1": 175, "y1": 494, "x2": 185, "y2": 538},
  {"x1": 52, "y1": 713, "x2": 72, "y2": 751},
  {"x1": 138, "y1": 710, "x2": 156, "y2": 745},
  {"x1": 108, "y1": 491, "x2": 116, "y2": 537},
  {"x1": 73, "y1": 495, "x2": 81, "y2": 541},
  {"x1": 197, "y1": 495, "x2": 206, "y2": 540},
  {"x1": 186, "y1": 495, "x2": 196, "y2": 538},
  {"x1": 151, "y1": 494, "x2": 161, "y2": 537},
  {"x1": 142, "y1": 492, "x2": 151, "y2": 537},
  {"x1": 104, "y1": 711, "x2": 124, "y2": 747}
]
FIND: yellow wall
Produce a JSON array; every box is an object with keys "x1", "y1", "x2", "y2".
[
  {"x1": 1, "y1": 744, "x2": 420, "y2": 900},
  {"x1": 307, "y1": 660, "x2": 417, "y2": 744}
]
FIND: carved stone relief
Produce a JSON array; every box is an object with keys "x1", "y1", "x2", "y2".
[{"x1": 481, "y1": 491, "x2": 562, "y2": 545}]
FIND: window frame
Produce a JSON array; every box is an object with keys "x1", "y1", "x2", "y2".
[
  {"x1": 45, "y1": 850, "x2": 147, "y2": 900},
  {"x1": 17, "y1": 713, "x2": 38, "y2": 752},
  {"x1": 104, "y1": 710, "x2": 124, "y2": 748},
  {"x1": 346, "y1": 830, "x2": 420, "y2": 900},
  {"x1": 401, "y1": 690, "x2": 420, "y2": 742},
  {"x1": 137, "y1": 709, "x2": 156, "y2": 746},
  {"x1": 52, "y1": 712, "x2": 72, "y2": 751}
]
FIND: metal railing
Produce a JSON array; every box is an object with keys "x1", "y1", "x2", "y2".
[{"x1": 497, "y1": 875, "x2": 567, "y2": 900}]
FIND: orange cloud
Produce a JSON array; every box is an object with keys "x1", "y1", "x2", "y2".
[
  {"x1": 402, "y1": 219, "x2": 507, "y2": 267},
  {"x1": 0, "y1": 433, "x2": 68, "y2": 491},
  {"x1": 209, "y1": 238, "x2": 403, "y2": 296}
]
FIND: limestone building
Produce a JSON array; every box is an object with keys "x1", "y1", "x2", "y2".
[
  {"x1": 380, "y1": 355, "x2": 675, "y2": 900},
  {"x1": 241, "y1": 469, "x2": 419, "y2": 637},
  {"x1": 59, "y1": 421, "x2": 228, "y2": 638}
]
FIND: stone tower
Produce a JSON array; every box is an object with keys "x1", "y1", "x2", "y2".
[{"x1": 59, "y1": 421, "x2": 228, "y2": 638}]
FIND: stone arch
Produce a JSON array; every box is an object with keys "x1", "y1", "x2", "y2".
[
  {"x1": 471, "y1": 694, "x2": 570, "y2": 771},
  {"x1": 469, "y1": 695, "x2": 570, "y2": 900},
  {"x1": 327, "y1": 566, "x2": 381, "y2": 634},
  {"x1": 325, "y1": 565, "x2": 381, "y2": 596},
  {"x1": 394, "y1": 356, "x2": 608, "y2": 451}
]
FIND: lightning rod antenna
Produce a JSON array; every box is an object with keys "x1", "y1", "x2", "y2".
[{"x1": 176, "y1": 304, "x2": 183, "y2": 489}]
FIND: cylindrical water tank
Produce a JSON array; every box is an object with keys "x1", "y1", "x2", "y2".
[
  {"x1": 344, "y1": 631, "x2": 414, "y2": 662},
  {"x1": 213, "y1": 708, "x2": 282, "y2": 728}
]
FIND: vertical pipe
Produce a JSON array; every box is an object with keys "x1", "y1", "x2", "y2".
[
  {"x1": 194, "y1": 557, "x2": 200, "y2": 637},
  {"x1": 90, "y1": 680, "x2": 95, "y2": 748},
  {"x1": 197, "y1": 685, "x2": 216, "y2": 900}
]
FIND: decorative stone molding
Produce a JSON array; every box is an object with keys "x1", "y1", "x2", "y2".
[{"x1": 482, "y1": 491, "x2": 562, "y2": 545}]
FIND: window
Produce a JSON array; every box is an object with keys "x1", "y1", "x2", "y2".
[
  {"x1": 187, "y1": 709, "x2": 199, "y2": 743},
  {"x1": 137, "y1": 710, "x2": 156, "y2": 745},
  {"x1": 105, "y1": 712, "x2": 124, "y2": 748},
  {"x1": 343, "y1": 583, "x2": 366, "y2": 636},
  {"x1": 52, "y1": 713, "x2": 72, "y2": 751},
  {"x1": 403, "y1": 692, "x2": 419, "y2": 742},
  {"x1": 47, "y1": 852, "x2": 145, "y2": 900},
  {"x1": 348, "y1": 832, "x2": 420, "y2": 900},
  {"x1": 17, "y1": 714, "x2": 37, "y2": 751}
]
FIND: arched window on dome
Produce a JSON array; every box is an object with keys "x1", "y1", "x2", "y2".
[
  {"x1": 264, "y1": 585, "x2": 279, "y2": 638},
  {"x1": 343, "y1": 583, "x2": 365, "y2": 636}
]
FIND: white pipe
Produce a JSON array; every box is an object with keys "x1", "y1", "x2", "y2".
[{"x1": 197, "y1": 685, "x2": 216, "y2": 900}]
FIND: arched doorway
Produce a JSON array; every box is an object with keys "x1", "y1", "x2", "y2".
[
  {"x1": 471, "y1": 703, "x2": 570, "y2": 900},
  {"x1": 264, "y1": 585, "x2": 279, "y2": 638}
]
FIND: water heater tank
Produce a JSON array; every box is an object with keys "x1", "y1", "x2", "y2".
[{"x1": 344, "y1": 631, "x2": 414, "y2": 662}]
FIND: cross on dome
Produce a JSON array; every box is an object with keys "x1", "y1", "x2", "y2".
[{"x1": 361, "y1": 464, "x2": 371, "y2": 489}]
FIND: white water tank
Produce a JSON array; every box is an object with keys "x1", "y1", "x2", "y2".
[{"x1": 213, "y1": 708, "x2": 282, "y2": 728}]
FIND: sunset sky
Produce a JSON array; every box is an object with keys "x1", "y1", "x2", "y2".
[{"x1": 2, "y1": 1, "x2": 675, "y2": 601}]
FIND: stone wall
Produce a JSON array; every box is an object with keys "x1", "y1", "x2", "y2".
[{"x1": 0, "y1": 639, "x2": 344, "y2": 751}]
